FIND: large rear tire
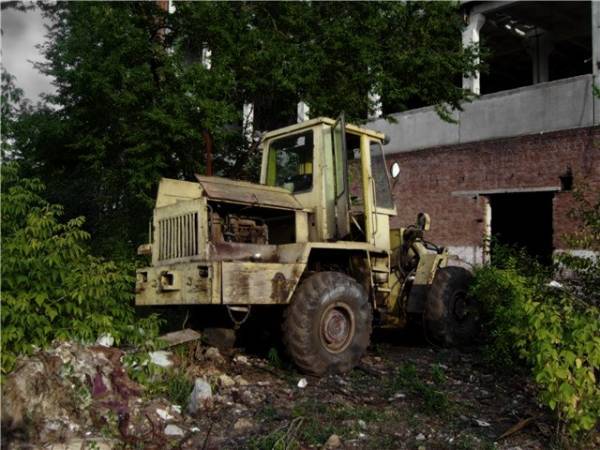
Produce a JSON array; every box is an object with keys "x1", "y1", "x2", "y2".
[
  {"x1": 283, "y1": 272, "x2": 372, "y2": 376},
  {"x1": 424, "y1": 266, "x2": 479, "y2": 346}
]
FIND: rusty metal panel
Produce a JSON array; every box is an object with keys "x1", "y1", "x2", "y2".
[
  {"x1": 221, "y1": 262, "x2": 305, "y2": 304},
  {"x1": 135, "y1": 262, "x2": 214, "y2": 305},
  {"x1": 156, "y1": 178, "x2": 202, "y2": 208},
  {"x1": 195, "y1": 175, "x2": 304, "y2": 210}
]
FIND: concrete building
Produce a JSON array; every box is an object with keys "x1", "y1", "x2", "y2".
[{"x1": 368, "y1": 1, "x2": 600, "y2": 264}]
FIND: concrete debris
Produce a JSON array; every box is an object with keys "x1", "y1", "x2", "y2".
[
  {"x1": 187, "y1": 377, "x2": 213, "y2": 414},
  {"x1": 159, "y1": 328, "x2": 202, "y2": 347},
  {"x1": 203, "y1": 327, "x2": 236, "y2": 350},
  {"x1": 218, "y1": 374, "x2": 236, "y2": 388},
  {"x1": 323, "y1": 433, "x2": 342, "y2": 448},
  {"x1": 148, "y1": 350, "x2": 174, "y2": 368},
  {"x1": 1, "y1": 342, "x2": 140, "y2": 448},
  {"x1": 297, "y1": 378, "x2": 308, "y2": 389},
  {"x1": 164, "y1": 424, "x2": 185, "y2": 437},
  {"x1": 233, "y1": 375, "x2": 249, "y2": 386},
  {"x1": 233, "y1": 354, "x2": 249, "y2": 365},
  {"x1": 96, "y1": 333, "x2": 114, "y2": 347},
  {"x1": 233, "y1": 417, "x2": 254, "y2": 433},
  {"x1": 204, "y1": 347, "x2": 226, "y2": 365}
]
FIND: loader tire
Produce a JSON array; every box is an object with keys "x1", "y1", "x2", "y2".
[
  {"x1": 283, "y1": 272, "x2": 372, "y2": 376},
  {"x1": 425, "y1": 266, "x2": 479, "y2": 346}
]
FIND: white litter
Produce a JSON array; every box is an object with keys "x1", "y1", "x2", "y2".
[
  {"x1": 297, "y1": 378, "x2": 308, "y2": 389},
  {"x1": 148, "y1": 350, "x2": 173, "y2": 368},
  {"x1": 156, "y1": 408, "x2": 174, "y2": 421},
  {"x1": 474, "y1": 418, "x2": 491, "y2": 427},
  {"x1": 164, "y1": 424, "x2": 185, "y2": 436},
  {"x1": 95, "y1": 333, "x2": 114, "y2": 347}
]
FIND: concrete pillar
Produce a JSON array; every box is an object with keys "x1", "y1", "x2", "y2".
[
  {"x1": 243, "y1": 102, "x2": 254, "y2": 141},
  {"x1": 526, "y1": 31, "x2": 553, "y2": 84},
  {"x1": 593, "y1": 1, "x2": 600, "y2": 76},
  {"x1": 462, "y1": 12, "x2": 486, "y2": 95},
  {"x1": 483, "y1": 196, "x2": 492, "y2": 264},
  {"x1": 592, "y1": 0, "x2": 600, "y2": 125},
  {"x1": 201, "y1": 46, "x2": 212, "y2": 70},
  {"x1": 297, "y1": 101, "x2": 310, "y2": 122},
  {"x1": 368, "y1": 90, "x2": 382, "y2": 119}
]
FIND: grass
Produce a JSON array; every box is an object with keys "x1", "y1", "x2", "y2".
[{"x1": 385, "y1": 362, "x2": 453, "y2": 416}]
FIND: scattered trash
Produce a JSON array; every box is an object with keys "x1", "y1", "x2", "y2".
[
  {"x1": 498, "y1": 416, "x2": 537, "y2": 440},
  {"x1": 187, "y1": 377, "x2": 213, "y2": 414},
  {"x1": 148, "y1": 350, "x2": 173, "y2": 368},
  {"x1": 297, "y1": 378, "x2": 308, "y2": 389},
  {"x1": 357, "y1": 419, "x2": 367, "y2": 430},
  {"x1": 474, "y1": 418, "x2": 491, "y2": 427},
  {"x1": 156, "y1": 408, "x2": 174, "y2": 421},
  {"x1": 159, "y1": 328, "x2": 202, "y2": 347},
  {"x1": 95, "y1": 333, "x2": 114, "y2": 347},
  {"x1": 164, "y1": 424, "x2": 185, "y2": 436},
  {"x1": 416, "y1": 433, "x2": 426, "y2": 441},
  {"x1": 547, "y1": 280, "x2": 563, "y2": 289}
]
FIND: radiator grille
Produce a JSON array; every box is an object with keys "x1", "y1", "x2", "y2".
[{"x1": 158, "y1": 212, "x2": 199, "y2": 260}]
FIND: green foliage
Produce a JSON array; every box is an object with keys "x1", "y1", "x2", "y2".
[
  {"x1": 0, "y1": 163, "x2": 161, "y2": 373},
  {"x1": 4, "y1": 1, "x2": 482, "y2": 258},
  {"x1": 470, "y1": 239, "x2": 600, "y2": 440}
]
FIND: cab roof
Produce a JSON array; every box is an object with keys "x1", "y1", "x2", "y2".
[{"x1": 262, "y1": 117, "x2": 386, "y2": 141}]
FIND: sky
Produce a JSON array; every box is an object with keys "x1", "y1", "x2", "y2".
[{"x1": 1, "y1": 3, "x2": 55, "y2": 102}]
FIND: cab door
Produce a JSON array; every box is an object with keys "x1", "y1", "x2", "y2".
[{"x1": 332, "y1": 114, "x2": 351, "y2": 239}]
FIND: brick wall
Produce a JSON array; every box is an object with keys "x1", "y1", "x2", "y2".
[{"x1": 387, "y1": 126, "x2": 600, "y2": 253}]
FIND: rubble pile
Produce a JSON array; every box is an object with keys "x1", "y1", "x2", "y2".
[{"x1": 1, "y1": 330, "x2": 569, "y2": 449}]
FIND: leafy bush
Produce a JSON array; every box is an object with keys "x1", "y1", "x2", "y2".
[
  {"x1": 471, "y1": 189, "x2": 600, "y2": 441},
  {"x1": 1, "y1": 163, "x2": 160, "y2": 373}
]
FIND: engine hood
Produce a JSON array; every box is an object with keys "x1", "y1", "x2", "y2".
[{"x1": 194, "y1": 175, "x2": 304, "y2": 210}]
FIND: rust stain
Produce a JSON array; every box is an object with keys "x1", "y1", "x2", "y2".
[{"x1": 271, "y1": 272, "x2": 292, "y2": 303}]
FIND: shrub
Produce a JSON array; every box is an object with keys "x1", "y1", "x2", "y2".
[
  {"x1": 1, "y1": 163, "x2": 160, "y2": 373},
  {"x1": 471, "y1": 242, "x2": 600, "y2": 439}
]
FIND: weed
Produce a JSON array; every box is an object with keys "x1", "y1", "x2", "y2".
[
  {"x1": 257, "y1": 404, "x2": 280, "y2": 422},
  {"x1": 166, "y1": 371, "x2": 193, "y2": 408},
  {"x1": 386, "y1": 363, "x2": 452, "y2": 416},
  {"x1": 432, "y1": 363, "x2": 446, "y2": 384},
  {"x1": 268, "y1": 347, "x2": 283, "y2": 369}
]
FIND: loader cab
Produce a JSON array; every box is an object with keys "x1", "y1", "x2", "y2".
[{"x1": 260, "y1": 117, "x2": 396, "y2": 248}]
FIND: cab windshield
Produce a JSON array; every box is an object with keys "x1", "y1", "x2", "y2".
[{"x1": 266, "y1": 130, "x2": 314, "y2": 193}]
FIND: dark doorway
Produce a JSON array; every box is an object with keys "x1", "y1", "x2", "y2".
[{"x1": 489, "y1": 192, "x2": 554, "y2": 264}]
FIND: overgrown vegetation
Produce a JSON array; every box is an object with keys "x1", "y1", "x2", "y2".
[
  {"x1": 2, "y1": 1, "x2": 481, "y2": 258},
  {"x1": 470, "y1": 185, "x2": 600, "y2": 442},
  {"x1": 0, "y1": 163, "x2": 161, "y2": 373}
]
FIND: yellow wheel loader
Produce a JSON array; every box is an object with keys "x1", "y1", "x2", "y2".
[{"x1": 135, "y1": 115, "x2": 479, "y2": 375}]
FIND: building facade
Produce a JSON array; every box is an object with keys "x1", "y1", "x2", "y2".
[{"x1": 368, "y1": 1, "x2": 600, "y2": 264}]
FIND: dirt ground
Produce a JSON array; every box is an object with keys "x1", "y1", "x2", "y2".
[
  {"x1": 2, "y1": 327, "x2": 581, "y2": 450},
  {"x1": 180, "y1": 332, "x2": 553, "y2": 450}
]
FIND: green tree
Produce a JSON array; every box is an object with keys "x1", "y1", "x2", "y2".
[{"x1": 9, "y1": 1, "x2": 481, "y2": 257}]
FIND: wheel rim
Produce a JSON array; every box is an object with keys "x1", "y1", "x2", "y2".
[{"x1": 319, "y1": 302, "x2": 355, "y2": 354}]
